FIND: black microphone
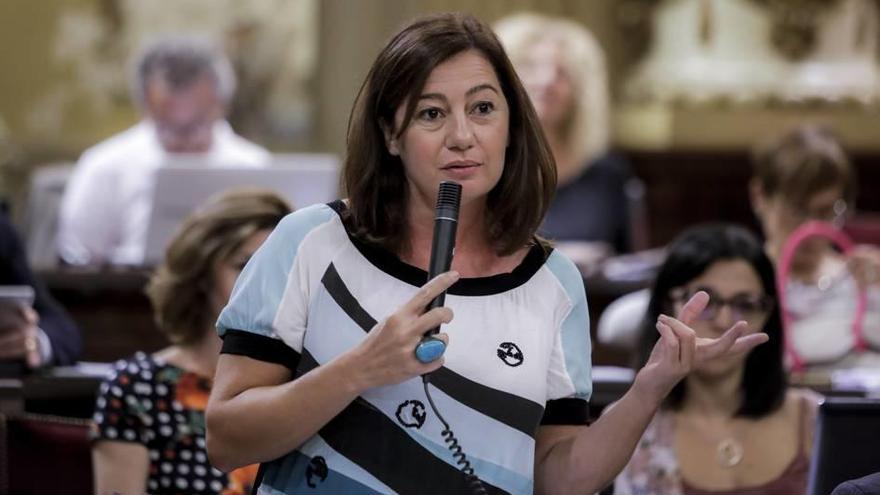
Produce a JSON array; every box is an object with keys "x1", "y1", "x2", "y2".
[
  {"x1": 415, "y1": 181, "x2": 461, "y2": 363},
  {"x1": 414, "y1": 181, "x2": 487, "y2": 494}
]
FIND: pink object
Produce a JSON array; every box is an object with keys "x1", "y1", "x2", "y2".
[{"x1": 776, "y1": 221, "x2": 868, "y2": 372}]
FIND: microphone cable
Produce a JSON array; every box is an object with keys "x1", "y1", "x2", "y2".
[{"x1": 422, "y1": 375, "x2": 488, "y2": 495}]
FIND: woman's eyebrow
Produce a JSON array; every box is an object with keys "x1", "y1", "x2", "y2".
[{"x1": 417, "y1": 83, "x2": 500, "y2": 102}]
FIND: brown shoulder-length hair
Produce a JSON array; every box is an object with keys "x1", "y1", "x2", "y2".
[
  {"x1": 752, "y1": 124, "x2": 857, "y2": 207},
  {"x1": 343, "y1": 12, "x2": 557, "y2": 256},
  {"x1": 146, "y1": 188, "x2": 291, "y2": 344}
]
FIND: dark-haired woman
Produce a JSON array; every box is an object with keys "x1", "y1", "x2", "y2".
[
  {"x1": 206, "y1": 13, "x2": 766, "y2": 495},
  {"x1": 614, "y1": 224, "x2": 819, "y2": 495}
]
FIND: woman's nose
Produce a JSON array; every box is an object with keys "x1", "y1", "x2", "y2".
[
  {"x1": 445, "y1": 113, "x2": 475, "y2": 150},
  {"x1": 711, "y1": 303, "x2": 737, "y2": 329}
]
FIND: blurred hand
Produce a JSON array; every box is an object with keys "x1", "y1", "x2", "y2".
[
  {"x1": 349, "y1": 271, "x2": 459, "y2": 390},
  {"x1": 633, "y1": 291, "x2": 769, "y2": 406},
  {"x1": 0, "y1": 305, "x2": 43, "y2": 368},
  {"x1": 847, "y1": 245, "x2": 880, "y2": 290}
]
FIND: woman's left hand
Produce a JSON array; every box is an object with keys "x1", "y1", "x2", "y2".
[{"x1": 632, "y1": 291, "x2": 769, "y2": 406}]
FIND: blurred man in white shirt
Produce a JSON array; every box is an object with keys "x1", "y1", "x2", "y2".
[{"x1": 58, "y1": 35, "x2": 270, "y2": 266}]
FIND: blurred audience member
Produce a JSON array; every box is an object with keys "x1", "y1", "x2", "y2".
[
  {"x1": 750, "y1": 125, "x2": 880, "y2": 371},
  {"x1": 0, "y1": 210, "x2": 81, "y2": 369},
  {"x1": 831, "y1": 472, "x2": 880, "y2": 495},
  {"x1": 600, "y1": 125, "x2": 880, "y2": 374},
  {"x1": 91, "y1": 189, "x2": 290, "y2": 494},
  {"x1": 615, "y1": 224, "x2": 819, "y2": 495},
  {"x1": 495, "y1": 13, "x2": 635, "y2": 257},
  {"x1": 59, "y1": 35, "x2": 271, "y2": 267}
]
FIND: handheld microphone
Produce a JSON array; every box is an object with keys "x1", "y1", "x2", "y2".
[{"x1": 414, "y1": 181, "x2": 461, "y2": 364}]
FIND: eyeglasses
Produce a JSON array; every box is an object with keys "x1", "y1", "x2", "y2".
[{"x1": 669, "y1": 287, "x2": 774, "y2": 323}]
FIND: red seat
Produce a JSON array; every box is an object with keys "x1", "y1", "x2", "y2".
[{"x1": 0, "y1": 413, "x2": 92, "y2": 495}]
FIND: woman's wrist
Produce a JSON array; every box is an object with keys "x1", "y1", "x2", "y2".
[
  {"x1": 331, "y1": 346, "x2": 376, "y2": 396},
  {"x1": 630, "y1": 368, "x2": 671, "y2": 411}
]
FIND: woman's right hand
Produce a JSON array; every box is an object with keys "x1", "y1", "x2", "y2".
[{"x1": 348, "y1": 271, "x2": 460, "y2": 390}]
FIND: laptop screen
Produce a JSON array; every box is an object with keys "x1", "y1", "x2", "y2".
[{"x1": 144, "y1": 153, "x2": 340, "y2": 265}]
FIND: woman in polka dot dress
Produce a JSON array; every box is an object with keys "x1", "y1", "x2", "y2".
[{"x1": 91, "y1": 189, "x2": 291, "y2": 494}]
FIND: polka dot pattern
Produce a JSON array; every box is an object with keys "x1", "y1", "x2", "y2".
[{"x1": 91, "y1": 352, "x2": 257, "y2": 494}]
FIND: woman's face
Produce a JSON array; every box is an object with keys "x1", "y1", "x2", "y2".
[
  {"x1": 755, "y1": 184, "x2": 846, "y2": 265},
  {"x1": 386, "y1": 49, "x2": 510, "y2": 210},
  {"x1": 515, "y1": 37, "x2": 574, "y2": 133},
  {"x1": 210, "y1": 228, "x2": 273, "y2": 318},
  {"x1": 670, "y1": 259, "x2": 771, "y2": 378}
]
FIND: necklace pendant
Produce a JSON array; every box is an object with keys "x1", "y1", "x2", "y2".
[{"x1": 717, "y1": 438, "x2": 744, "y2": 468}]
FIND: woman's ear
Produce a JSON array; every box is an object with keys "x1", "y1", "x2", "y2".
[{"x1": 381, "y1": 121, "x2": 400, "y2": 156}]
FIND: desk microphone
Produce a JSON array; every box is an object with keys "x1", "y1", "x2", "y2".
[
  {"x1": 415, "y1": 180, "x2": 461, "y2": 364},
  {"x1": 414, "y1": 181, "x2": 488, "y2": 495}
]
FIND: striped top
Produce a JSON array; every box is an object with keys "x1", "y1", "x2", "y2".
[{"x1": 217, "y1": 201, "x2": 592, "y2": 494}]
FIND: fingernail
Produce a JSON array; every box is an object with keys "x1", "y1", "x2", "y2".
[
  {"x1": 449, "y1": 271, "x2": 460, "y2": 280},
  {"x1": 659, "y1": 314, "x2": 669, "y2": 322}
]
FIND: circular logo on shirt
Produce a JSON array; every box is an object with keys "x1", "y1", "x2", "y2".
[
  {"x1": 306, "y1": 456, "x2": 328, "y2": 488},
  {"x1": 395, "y1": 400, "x2": 427, "y2": 429},
  {"x1": 497, "y1": 342, "x2": 524, "y2": 367}
]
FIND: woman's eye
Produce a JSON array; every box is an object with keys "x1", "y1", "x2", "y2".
[
  {"x1": 418, "y1": 108, "x2": 443, "y2": 120},
  {"x1": 473, "y1": 102, "x2": 494, "y2": 115}
]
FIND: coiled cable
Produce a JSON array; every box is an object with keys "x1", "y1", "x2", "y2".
[{"x1": 422, "y1": 377, "x2": 488, "y2": 495}]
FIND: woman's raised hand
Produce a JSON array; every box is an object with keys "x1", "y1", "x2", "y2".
[
  {"x1": 633, "y1": 291, "x2": 769, "y2": 405},
  {"x1": 349, "y1": 271, "x2": 460, "y2": 391}
]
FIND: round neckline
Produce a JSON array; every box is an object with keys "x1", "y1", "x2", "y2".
[{"x1": 327, "y1": 200, "x2": 551, "y2": 296}]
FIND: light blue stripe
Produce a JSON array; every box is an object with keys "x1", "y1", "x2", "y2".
[
  {"x1": 545, "y1": 250, "x2": 593, "y2": 400},
  {"x1": 299, "y1": 435, "x2": 394, "y2": 493},
  {"x1": 412, "y1": 430, "x2": 534, "y2": 494},
  {"x1": 258, "y1": 451, "x2": 385, "y2": 494},
  {"x1": 217, "y1": 203, "x2": 336, "y2": 337}
]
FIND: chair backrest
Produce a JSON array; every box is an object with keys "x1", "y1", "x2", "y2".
[
  {"x1": 0, "y1": 412, "x2": 93, "y2": 495},
  {"x1": 807, "y1": 398, "x2": 880, "y2": 495},
  {"x1": 21, "y1": 164, "x2": 75, "y2": 270},
  {"x1": 625, "y1": 176, "x2": 651, "y2": 252},
  {"x1": 844, "y1": 212, "x2": 880, "y2": 246}
]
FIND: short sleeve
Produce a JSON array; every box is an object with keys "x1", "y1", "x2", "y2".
[
  {"x1": 541, "y1": 251, "x2": 593, "y2": 425},
  {"x1": 217, "y1": 204, "x2": 337, "y2": 362},
  {"x1": 91, "y1": 358, "x2": 150, "y2": 445}
]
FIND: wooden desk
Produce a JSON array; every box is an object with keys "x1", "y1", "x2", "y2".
[
  {"x1": 41, "y1": 262, "x2": 650, "y2": 367},
  {"x1": 10, "y1": 364, "x2": 638, "y2": 419},
  {"x1": 39, "y1": 268, "x2": 168, "y2": 363}
]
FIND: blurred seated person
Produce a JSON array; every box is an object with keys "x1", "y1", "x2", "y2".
[
  {"x1": 90, "y1": 189, "x2": 290, "y2": 494},
  {"x1": 495, "y1": 13, "x2": 635, "y2": 265},
  {"x1": 614, "y1": 224, "x2": 820, "y2": 495},
  {"x1": 0, "y1": 210, "x2": 81, "y2": 370},
  {"x1": 750, "y1": 124, "x2": 880, "y2": 372},
  {"x1": 58, "y1": 35, "x2": 271, "y2": 267},
  {"x1": 599, "y1": 125, "x2": 880, "y2": 373},
  {"x1": 831, "y1": 472, "x2": 880, "y2": 495}
]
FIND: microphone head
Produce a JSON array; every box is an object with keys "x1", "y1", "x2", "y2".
[{"x1": 435, "y1": 181, "x2": 462, "y2": 220}]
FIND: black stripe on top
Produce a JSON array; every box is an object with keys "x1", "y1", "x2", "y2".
[
  {"x1": 321, "y1": 263, "x2": 546, "y2": 438},
  {"x1": 326, "y1": 199, "x2": 552, "y2": 296},
  {"x1": 541, "y1": 398, "x2": 590, "y2": 426},
  {"x1": 220, "y1": 329, "x2": 301, "y2": 372},
  {"x1": 297, "y1": 350, "x2": 506, "y2": 495}
]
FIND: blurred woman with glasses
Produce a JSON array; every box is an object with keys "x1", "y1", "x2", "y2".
[
  {"x1": 614, "y1": 223, "x2": 820, "y2": 495},
  {"x1": 750, "y1": 124, "x2": 880, "y2": 372},
  {"x1": 599, "y1": 125, "x2": 880, "y2": 373}
]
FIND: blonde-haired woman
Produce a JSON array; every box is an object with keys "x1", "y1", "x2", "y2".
[
  {"x1": 91, "y1": 188, "x2": 291, "y2": 495},
  {"x1": 495, "y1": 12, "x2": 635, "y2": 255}
]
